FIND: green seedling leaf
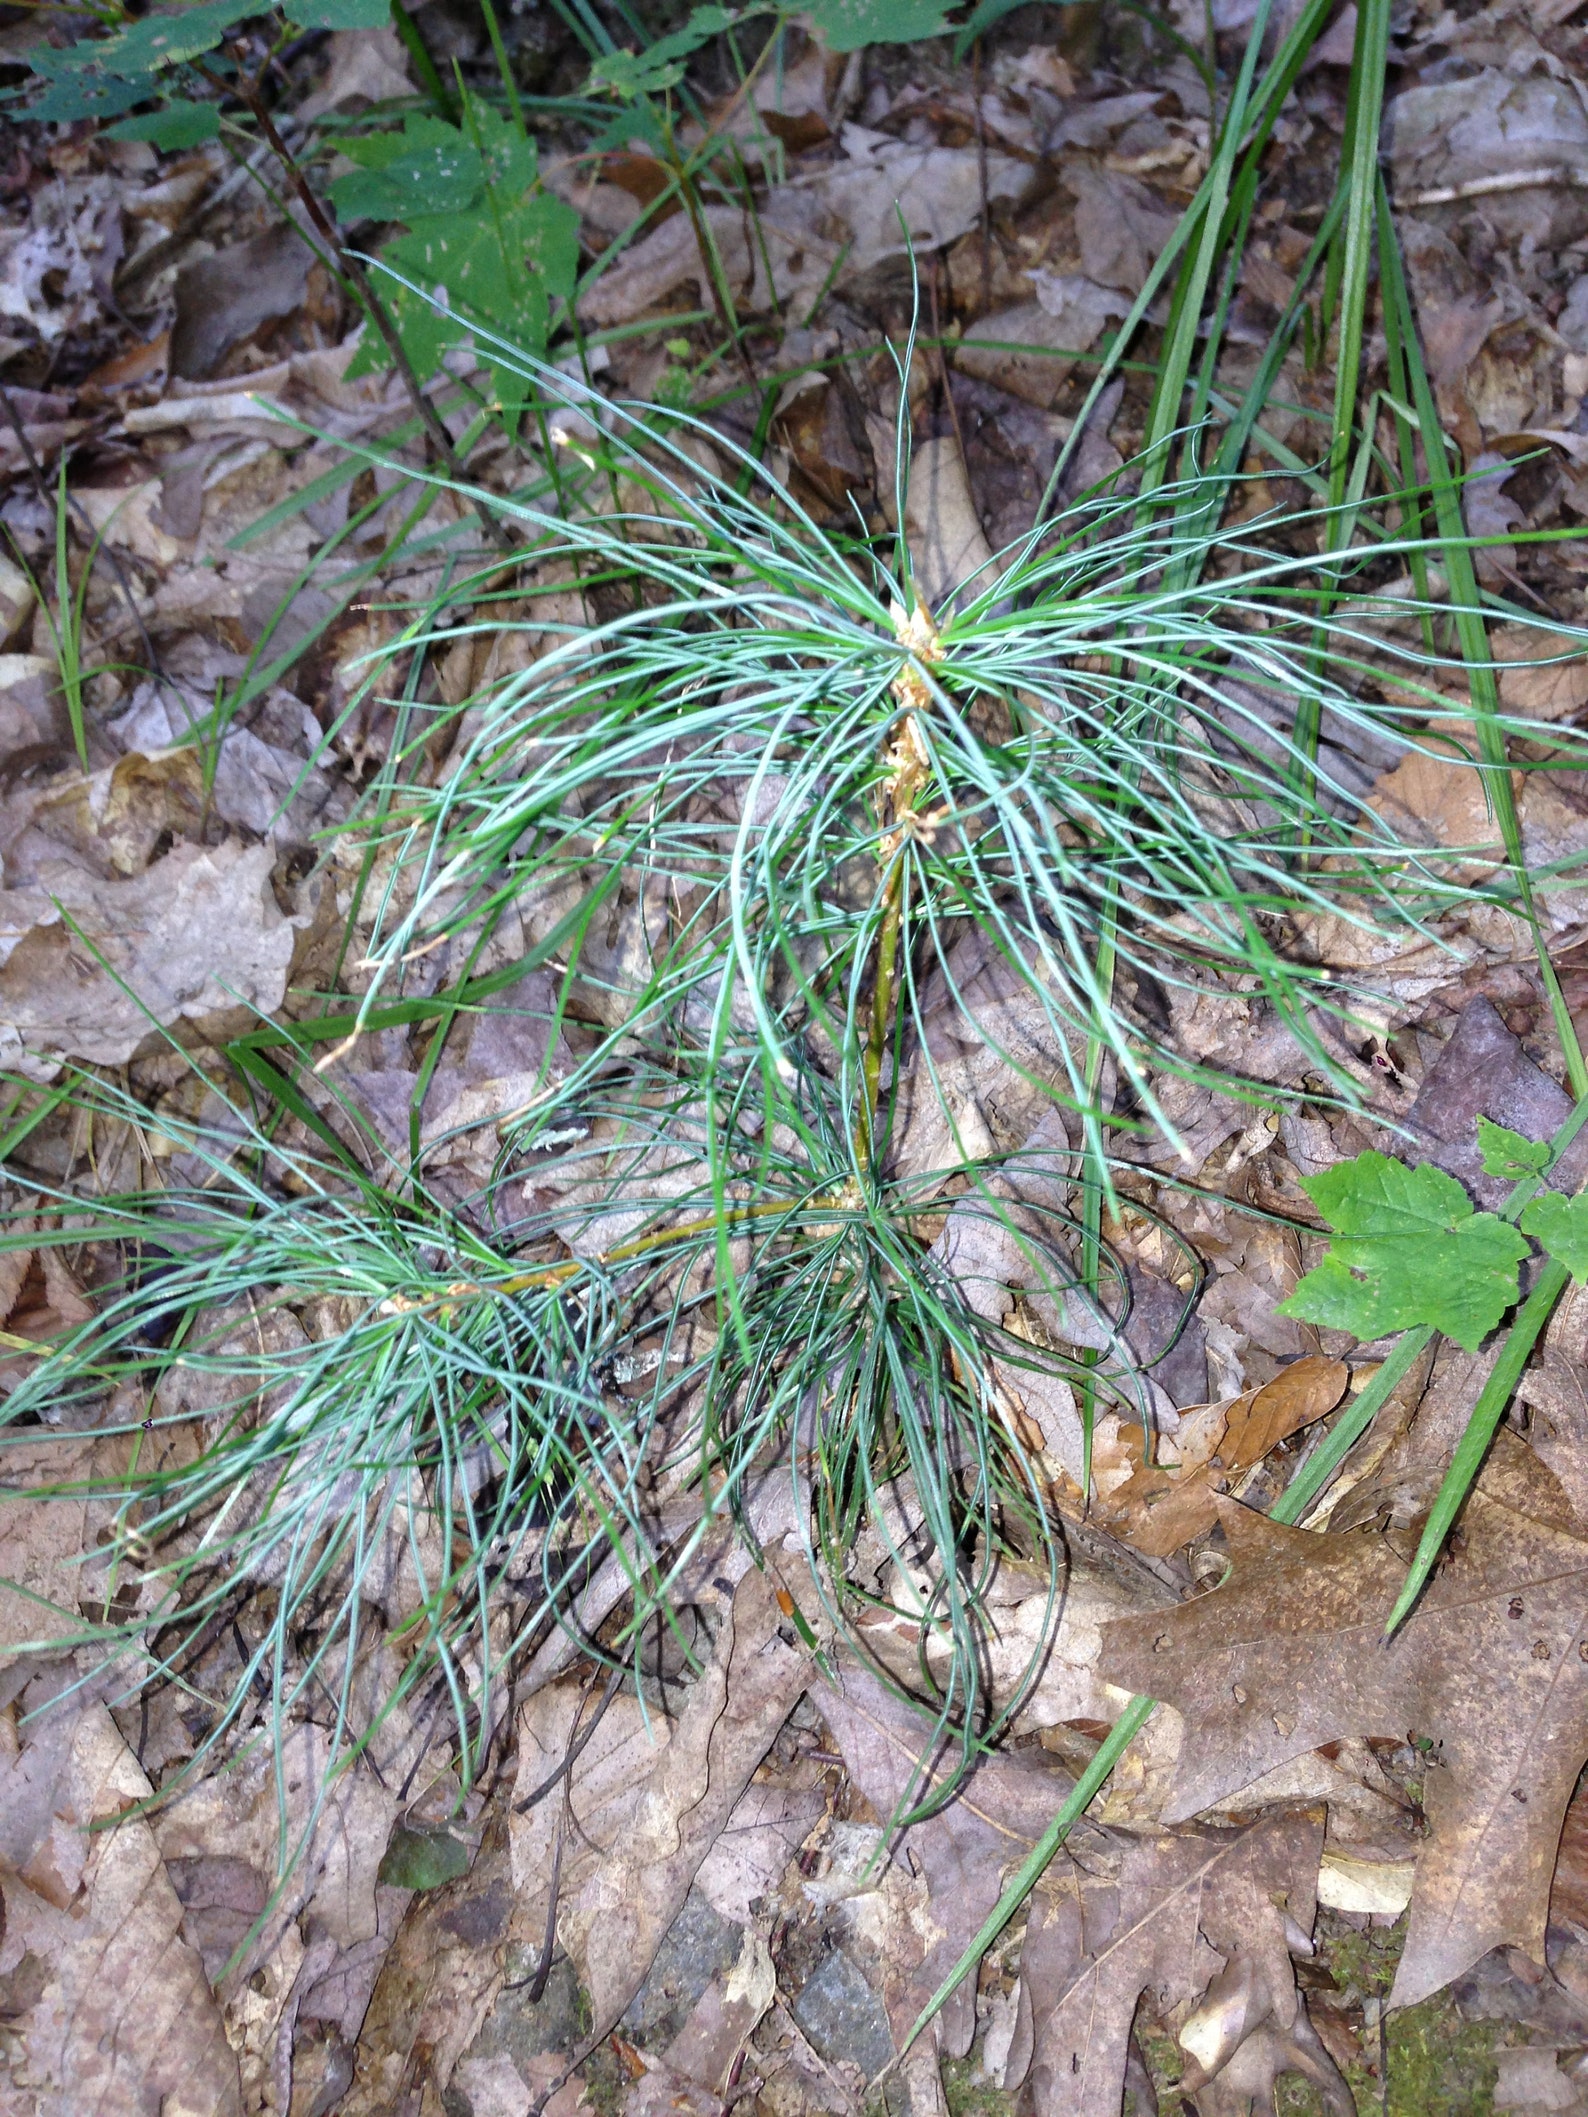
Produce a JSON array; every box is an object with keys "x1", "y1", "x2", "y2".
[
  {"x1": 285, "y1": 0, "x2": 389, "y2": 24},
  {"x1": 109, "y1": 99, "x2": 221, "y2": 148},
  {"x1": 588, "y1": 5, "x2": 735, "y2": 99},
  {"x1": 1520, "y1": 1191, "x2": 1588, "y2": 1281},
  {"x1": 24, "y1": 70, "x2": 156, "y2": 122},
  {"x1": 1477, "y1": 1116, "x2": 1552, "y2": 1181},
  {"x1": 72, "y1": 0, "x2": 263, "y2": 76},
  {"x1": 377, "y1": 1822, "x2": 472, "y2": 1891},
  {"x1": 1280, "y1": 1149, "x2": 1528, "y2": 1351},
  {"x1": 331, "y1": 123, "x2": 485, "y2": 221},
  {"x1": 346, "y1": 102, "x2": 578, "y2": 432},
  {"x1": 804, "y1": 0, "x2": 953, "y2": 48}
]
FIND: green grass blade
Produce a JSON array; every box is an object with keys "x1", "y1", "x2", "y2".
[
  {"x1": 1384, "y1": 1258, "x2": 1570, "y2": 1635},
  {"x1": 1376, "y1": 182, "x2": 1588, "y2": 1101},
  {"x1": 891, "y1": 1693, "x2": 1157, "y2": 2066},
  {"x1": 1269, "y1": 1325, "x2": 1433, "y2": 1526}
]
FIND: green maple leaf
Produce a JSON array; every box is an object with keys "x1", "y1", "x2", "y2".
[
  {"x1": 330, "y1": 115, "x2": 485, "y2": 222},
  {"x1": 1476, "y1": 1116, "x2": 1552, "y2": 1182},
  {"x1": 1521, "y1": 1191, "x2": 1588, "y2": 1281},
  {"x1": 341, "y1": 102, "x2": 578, "y2": 433},
  {"x1": 588, "y1": 5, "x2": 736, "y2": 99},
  {"x1": 803, "y1": 0, "x2": 954, "y2": 48},
  {"x1": 1280, "y1": 1149, "x2": 1528, "y2": 1351}
]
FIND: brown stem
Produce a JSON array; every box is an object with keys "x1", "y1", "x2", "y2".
[
  {"x1": 217, "y1": 61, "x2": 514, "y2": 554},
  {"x1": 860, "y1": 860, "x2": 906, "y2": 1162}
]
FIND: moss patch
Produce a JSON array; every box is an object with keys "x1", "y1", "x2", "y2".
[{"x1": 942, "y1": 2054, "x2": 1017, "y2": 2117}]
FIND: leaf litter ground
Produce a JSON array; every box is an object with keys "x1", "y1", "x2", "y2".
[{"x1": 8, "y1": 3, "x2": 1588, "y2": 2115}]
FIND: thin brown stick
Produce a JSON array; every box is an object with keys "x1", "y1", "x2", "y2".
[{"x1": 972, "y1": 40, "x2": 992, "y2": 314}]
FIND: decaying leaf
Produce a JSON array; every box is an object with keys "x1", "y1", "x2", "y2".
[
  {"x1": 1101, "y1": 1430, "x2": 1588, "y2": 2007},
  {"x1": 1086, "y1": 1356, "x2": 1348, "y2": 1558},
  {"x1": 0, "y1": 840, "x2": 300, "y2": 1075},
  {"x1": 1008, "y1": 1806, "x2": 1345, "y2": 2117},
  {"x1": 513, "y1": 1565, "x2": 809, "y2": 2039},
  {"x1": 0, "y1": 1438, "x2": 95, "y2": 1663},
  {"x1": 816, "y1": 1658, "x2": 1110, "y2": 2067},
  {"x1": 904, "y1": 436, "x2": 995, "y2": 611},
  {"x1": 0, "y1": 1680, "x2": 242, "y2": 2116}
]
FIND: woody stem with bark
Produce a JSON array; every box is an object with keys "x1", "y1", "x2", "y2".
[{"x1": 861, "y1": 860, "x2": 906, "y2": 1164}]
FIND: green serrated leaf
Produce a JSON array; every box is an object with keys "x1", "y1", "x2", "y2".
[
  {"x1": 1279, "y1": 1149, "x2": 1528, "y2": 1351},
  {"x1": 1520, "y1": 1190, "x2": 1588, "y2": 1281},
  {"x1": 588, "y1": 4, "x2": 736, "y2": 99},
  {"x1": 376, "y1": 1822, "x2": 472, "y2": 1891},
  {"x1": 331, "y1": 134, "x2": 485, "y2": 221},
  {"x1": 803, "y1": 0, "x2": 953, "y2": 50},
  {"x1": 72, "y1": 0, "x2": 264, "y2": 78},
  {"x1": 24, "y1": 70, "x2": 156, "y2": 122},
  {"x1": 1476, "y1": 1115, "x2": 1552, "y2": 1181},
  {"x1": 285, "y1": 0, "x2": 389, "y2": 25},
  {"x1": 368, "y1": 163, "x2": 578, "y2": 431},
  {"x1": 108, "y1": 98, "x2": 221, "y2": 148}
]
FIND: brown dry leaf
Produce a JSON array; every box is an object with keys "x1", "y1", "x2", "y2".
[
  {"x1": 1062, "y1": 163, "x2": 1179, "y2": 293},
  {"x1": 816, "y1": 1659, "x2": 1108, "y2": 2070},
  {"x1": 578, "y1": 139, "x2": 1032, "y2": 328},
  {"x1": 574, "y1": 1568, "x2": 808, "y2": 2036},
  {"x1": 1493, "y1": 625, "x2": 1588, "y2": 721},
  {"x1": 512, "y1": 1567, "x2": 809, "y2": 2042},
  {"x1": 0, "y1": 1242, "x2": 94, "y2": 1398},
  {"x1": 170, "y1": 223, "x2": 314, "y2": 381},
  {"x1": 1518, "y1": 1282, "x2": 1588, "y2": 1525},
  {"x1": 954, "y1": 276, "x2": 1126, "y2": 410},
  {"x1": 0, "y1": 1685, "x2": 242, "y2": 2116},
  {"x1": 1085, "y1": 1358, "x2": 1346, "y2": 1559},
  {"x1": 1007, "y1": 1807, "x2": 1345, "y2": 2117},
  {"x1": 1386, "y1": 71, "x2": 1588, "y2": 247},
  {"x1": 1100, "y1": 1429, "x2": 1588, "y2": 2008},
  {"x1": 0, "y1": 1439, "x2": 93, "y2": 1663},
  {"x1": 1407, "y1": 997, "x2": 1588, "y2": 1209},
  {"x1": 904, "y1": 436, "x2": 995, "y2": 612},
  {"x1": 152, "y1": 1661, "x2": 431, "y2": 2109},
  {"x1": 622, "y1": 1928, "x2": 778, "y2": 2117},
  {"x1": 1221, "y1": 1356, "x2": 1349, "y2": 1468},
  {"x1": 1083, "y1": 1412, "x2": 1222, "y2": 1558},
  {"x1": 0, "y1": 839, "x2": 300, "y2": 1075},
  {"x1": 1551, "y1": 1763, "x2": 1588, "y2": 1938}
]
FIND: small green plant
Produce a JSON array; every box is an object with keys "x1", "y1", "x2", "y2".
[
  {"x1": 330, "y1": 95, "x2": 579, "y2": 434},
  {"x1": 1282, "y1": 1147, "x2": 1534, "y2": 1352},
  {"x1": 1283, "y1": 1126, "x2": 1588, "y2": 1351}
]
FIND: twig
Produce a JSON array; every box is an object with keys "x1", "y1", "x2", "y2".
[
  {"x1": 513, "y1": 1658, "x2": 624, "y2": 1811},
  {"x1": 1398, "y1": 166, "x2": 1588, "y2": 207}
]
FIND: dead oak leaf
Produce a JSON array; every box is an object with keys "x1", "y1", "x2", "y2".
[
  {"x1": 1007, "y1": 1807, "x2": 1343, "y2": 2117},
  {"x1": 1099, "y1": 1430, "x2": 1588, "y2": 2008},
  {"x1": 816, "y1": 1659, "x2": 1110, "y2": 2064},
  {"x1": 1087, "y1": 1357, "x2": 1348, "y2": 1559}
]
